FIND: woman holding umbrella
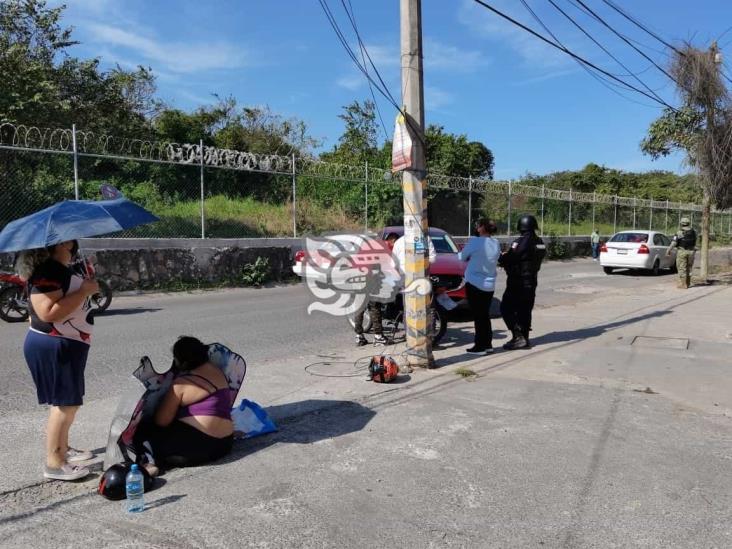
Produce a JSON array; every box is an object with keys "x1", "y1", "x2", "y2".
[
  {"x1": 0, "y1": 195, "x2": 158, "y2": 481},
  {"x1": 18, "y1": 241, "x2": 100, "y2": 480}
]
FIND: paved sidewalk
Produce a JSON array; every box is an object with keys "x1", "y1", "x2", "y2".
[{"x1": 1, "y1": 276, "x2": 730, "y2": 548}]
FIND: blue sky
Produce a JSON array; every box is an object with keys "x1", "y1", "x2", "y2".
[{"x1": 55, "y1": 0, "x2": 732, "y2": 179}]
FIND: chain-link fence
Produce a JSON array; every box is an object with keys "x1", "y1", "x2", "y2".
[{"x1": 1, "y1": 122, "x2": 731, "y2": 241}]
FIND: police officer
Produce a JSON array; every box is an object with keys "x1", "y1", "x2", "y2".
[
  {"x1": 667, "y1": 217, "x2": 696, "y2": 289},
  {"x1": 498, "y1": 215, "x2": 546, "y2": 350}
]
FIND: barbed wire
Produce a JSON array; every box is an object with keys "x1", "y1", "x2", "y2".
[{"x1": 0, "y1": 121, "x2": 723, "y2": 214}]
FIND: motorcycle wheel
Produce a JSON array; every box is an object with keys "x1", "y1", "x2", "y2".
[
  {"x1": 430, "y1": 306, "x2": 448, "y2": 345},
  {"x1": 91, "y1": 280, "x2": 113, "y2": 312},
  {"x1": 0, "y1": 285, "x2": 29, "y2": 322},
  {"x1": 347, "y1": 310, "x2": 372, "y2": 333}
]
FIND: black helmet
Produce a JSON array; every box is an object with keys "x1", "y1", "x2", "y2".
[
  {"x1": 517, "y1": 215, "x2": 538, "y2": 233},
  {"x1": 98, "y1": 462, "x2": 153, "y2": 500}
]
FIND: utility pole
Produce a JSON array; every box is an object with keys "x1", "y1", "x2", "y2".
[{"x1": 400, "y1": 0, "x2": 433, "y2": 368}]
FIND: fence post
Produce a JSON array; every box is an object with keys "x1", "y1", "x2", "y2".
[
  {"x1": 632, "y1": 198, "x2": 637, "y2": 229},
  {"x1": 199, "y1": 139, "x2": 205, "y2": 239},
  {"x1": 365, "y1": 161, "x2": 369, "y2": 233},
  {"x1": 665, "y1": 200, "x2": 669, "y2": 233},
  {"x1": 292, "y1": 153, "x2": 297, "y2": 238},
  {"x1": 72, "y1": 124, "x2": 79, "y2": 200},
  {"x1": 649, "y1": 201, "x2": 653, "y2": 230},
  {"x1": 507, "y1": 180, "x2": 512, "y2": 236},
  {"x1": 568, "y1": 187, "x2": 572, "y2": 236},
  {"x1": 540, "y1": 184, "x2": 545, "y2": 236},
  {"x1": 467, "y1": 176, "x2": 473, "y2": 236},
  {"x1": 613, "y1": 196, "x2": 617, "y2": 234},
  {"x1": 592, "y1": 191, "x2": 596, "y2": 231}
]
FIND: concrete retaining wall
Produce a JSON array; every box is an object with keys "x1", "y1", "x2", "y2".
[{"x1": 2, "y1": 238, "x2": 730, "y2": 291}]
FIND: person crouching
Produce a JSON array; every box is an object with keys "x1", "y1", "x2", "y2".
[{"x1": 134, "y1": 337, "x2": 235, "y2": 475}]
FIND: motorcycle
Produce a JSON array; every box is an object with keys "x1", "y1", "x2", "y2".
[
  {"x1": 0, "y1": 257, "x2": 112, "y2": 323},
  {"x1": 0, "y1": 271, "x2": 29, "y2": 323},
  {"x1": 348, "y1": 277, "x2": 456, "y2": 345}
]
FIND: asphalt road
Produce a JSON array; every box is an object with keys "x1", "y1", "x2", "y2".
[{"x1": 0, "y1": 258, "x2": 677, "y2": 415}]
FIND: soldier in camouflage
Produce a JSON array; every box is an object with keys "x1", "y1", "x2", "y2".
[{"x1": 666, "y1": 217, "x2": 696, "y2": 289}]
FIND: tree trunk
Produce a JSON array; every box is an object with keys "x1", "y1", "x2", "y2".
[{"x1": 700, "y1": 189, "x2": 711, "y2": 283}]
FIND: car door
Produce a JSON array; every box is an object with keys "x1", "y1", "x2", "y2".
[
  {"x1": 652, "y1": 233, "x2": 665, "y2": 266},
  {"x1": 659, "y1": 234, "x2": 675, "y2": 267}
]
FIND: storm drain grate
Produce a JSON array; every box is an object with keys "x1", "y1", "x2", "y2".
[{"x1": 631, "y1": 336, "x2": 689, "y2": 350}]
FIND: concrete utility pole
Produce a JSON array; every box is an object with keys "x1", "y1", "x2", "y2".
[{"x1": 400, "y1": 0, "x2": 433, "y2": 368}]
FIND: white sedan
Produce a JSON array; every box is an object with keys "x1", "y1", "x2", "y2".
[{"x1": 600, "y1": 230, "x2": 677, "y2": 275}]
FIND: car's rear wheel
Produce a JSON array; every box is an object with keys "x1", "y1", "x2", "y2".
[
  {"x1": 650, "y1": 259, "x2": 660, "y2": 276},
  {"x1": 603, "y1": 267, "x2": 614, "y2": 275}
]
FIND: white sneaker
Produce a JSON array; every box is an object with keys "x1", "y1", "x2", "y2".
[
  {"x1": 44, "y1": 463, "x2": 90, "y2": 481},
  {"x1": 66, "y1": 448, "x2": 94, "y2": 463}
]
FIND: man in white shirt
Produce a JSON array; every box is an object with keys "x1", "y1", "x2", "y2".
[{"x1": 391, "y1": 233, "x2": 437, "y2": 279}]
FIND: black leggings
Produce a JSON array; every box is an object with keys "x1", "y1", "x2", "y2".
[
  {"x1": 134, "y1": 420, "x2": 233, "y2": 468},
  {"x1": 465, "y1": 283, "x2": 494, "y2": 348}
]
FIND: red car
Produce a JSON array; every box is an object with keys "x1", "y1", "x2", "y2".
[{"x1": 380, "y1": 226, "x2": 467, "y2": 308}]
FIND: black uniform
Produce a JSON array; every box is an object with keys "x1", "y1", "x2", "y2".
[{"x1": 498, "y1": 231, "x2": 546, "y2": 342}]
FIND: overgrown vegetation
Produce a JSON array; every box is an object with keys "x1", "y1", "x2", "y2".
[
  {"x1": 0, "y1": 0, "x2": 715, "y2": 240},
  {"x1": 241, "y1": 257, "x2": 271, "y2": 287},
  {"x1": 545, "y1": 232, "x2": 568, "y2": 260}
]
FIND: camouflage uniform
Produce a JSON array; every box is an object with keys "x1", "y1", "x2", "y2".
[{"x1": 669, "y1": 218, "x2": 696, "y2": 289}]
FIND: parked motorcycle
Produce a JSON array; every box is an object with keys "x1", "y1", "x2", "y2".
[
  {"x1": 0, "y1": 257, "x2": 112, "y2": 323},
  {"x1": 347, "y1": 277, "x2": 456, "y2": 345},
  {"x1": 0, "y1": 271, "x2": 29, "y2": 322}
]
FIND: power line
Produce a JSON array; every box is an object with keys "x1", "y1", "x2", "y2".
[
  {"x1": 571, "y1": 0, "x2": 677, "y2": 83},
  {"x1": 341, "y1": 0, "x2": 391, "y2": 141},
  {"x1": 544, "y1": 0, "x2": 669, "y2": 105},
  {"x1": 564, "y1": 0, "x2": 670, "y2": 58},
  {"x1": 470, "y1": 0, "x2": 674, "y2": 108},
  {"x1": 519, "y1": 0, "x2": 640, "y2": 101},
  {"x1": 316, "y1": 0, "x2": 427, "y2": 147},
  {"x1": 316, "y1": 0, "x2": 400, "y2": 110},
  {"x1": 600, "y1": 0, "x2": 683, "y2": 56}
]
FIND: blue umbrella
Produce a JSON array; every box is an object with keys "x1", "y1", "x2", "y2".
[{"x1": 0, "y1": 198, "x2": 159, "y2": 252}]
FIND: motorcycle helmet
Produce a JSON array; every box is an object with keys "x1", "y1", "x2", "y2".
[
  {"x1": 517, "y1": 215, "x2": 538, "y2": 233},
  {"x1": 98, "y1": 462, "x2": 153, "y2": 500},
  {"x1": 368, "y1": 355, "x2": 399, "y2": 383}
]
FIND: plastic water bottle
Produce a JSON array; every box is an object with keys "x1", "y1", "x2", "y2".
[{"x1": 125, "y1": 463, "x2": 144, "y2": 512}]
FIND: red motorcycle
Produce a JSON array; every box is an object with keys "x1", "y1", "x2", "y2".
[
  {"x1": 0, "y1": 258, "x2": 112, "y2": 323},
  {"x1": 0, "y1": 271, "x2": 29, "y2": 322}
]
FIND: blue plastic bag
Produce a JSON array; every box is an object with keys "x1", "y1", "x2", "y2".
[{"x1": 232, "y1": 399, "x2": 278, "y2": 439}]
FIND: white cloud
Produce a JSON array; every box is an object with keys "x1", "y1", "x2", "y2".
[
  {"x1": 425, "y1": 86, "x2": 454, "y2": 109},
  {"x1": 424, "y1": 39, "x2": 489, "y2": 72},
  {"x1": 86, "y1": 23, "x2": 251, "y2": 73},
  {"x1": 335, "y1": 39, "x2": 485, "y2": 91},
  {"x1": 336, "y1": 74, "x2": 365, "y2": 91},
  {"x1": 457, "y1": 0, "x2": 571, "y2": 70}
]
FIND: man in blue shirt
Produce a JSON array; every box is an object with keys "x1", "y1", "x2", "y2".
[{"x1": 458, "y1": 218, "x2": 501, "y2": 354}]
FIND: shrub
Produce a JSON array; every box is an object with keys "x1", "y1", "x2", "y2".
[
  {"x1": 546, "y1": 232, "x2": 567, "y2": 259},
  {"x1": 241, "y1": 257, "x2": 271, "y2": 286}
]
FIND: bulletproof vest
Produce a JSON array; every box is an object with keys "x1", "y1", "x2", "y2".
[
  {"x1": 508, "y1": 234, "x2": 546, "y2": 286},
  {"x1": 677, "y1": 228, "x2": 696, "y2": 250}
]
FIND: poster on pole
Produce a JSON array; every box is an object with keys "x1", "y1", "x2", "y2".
[{"x1": 392, "y1": 113, "x2": 416, "y2": 172}]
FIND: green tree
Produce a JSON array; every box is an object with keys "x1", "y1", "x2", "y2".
[
  {"x1": 425, "y1": 124, "x2": 494, "y2": 179},
  {"x1": 641, "y1": 42, "x2": 732, "y2": 281}
]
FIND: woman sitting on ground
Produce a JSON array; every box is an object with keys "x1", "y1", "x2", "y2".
[{"x1": 134, "y1": 336, "x2": 235, "y2": 474}]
